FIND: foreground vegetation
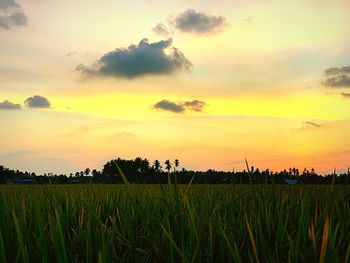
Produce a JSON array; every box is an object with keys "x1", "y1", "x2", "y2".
[{"x1": 0, "y1": 182, "x2": 349, "y2": 262}]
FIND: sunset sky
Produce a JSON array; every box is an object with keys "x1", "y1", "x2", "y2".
[{"x1": 1, "y1": 0, "x2": 350, "y2": 174}]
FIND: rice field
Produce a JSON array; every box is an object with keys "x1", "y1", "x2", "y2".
[{"x1": 0, "y1": 183, "x2": 349, "y2": 262}]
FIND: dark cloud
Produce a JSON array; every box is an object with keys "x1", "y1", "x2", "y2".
[
  {"x1": 322, "y1": 65, "x2": 350, "y2": 87},
  {"x1": 0, "y1": 0, "x2": 28, "y2": 30},
  {"x1": 175, "y1": 9, "x2": 226, "y2": 34},
  {"x1": 153, "y1": 99, "x2": 207, "y2": 113},
  {"x1": 183, "y1": 100, "x2": 207, "y2": 112},
  {"x1": 325, "y1": 65, "x2": 350, "y2": 76},
  {"x1": 24, "y1": 95, "x2": 51, "y2": 109},
  {"x1": 76, "y1": 38, "x2": 191, "y2": 79},
  {"x1": 341, "y1": 92, "x2": 350, "y2": 98},
  {"x1": 153, "y1": 100, "x2": 185, "y2": 113},
  {"x1": 323, "y1": 75, "x2": 350, "y2": 87},
  {"x1": 0, "y1": 100, "x2": 21, "y2": 110}
]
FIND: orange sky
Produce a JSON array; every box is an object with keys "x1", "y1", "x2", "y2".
[{"x1": 0, "y1": 0, "x2": 350, "y2": 174}]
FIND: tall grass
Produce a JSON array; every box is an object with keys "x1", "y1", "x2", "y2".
[{"x1": 0, "y1": 183, "x2": 349, "y2": 262}]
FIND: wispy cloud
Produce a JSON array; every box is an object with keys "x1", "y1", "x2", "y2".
[
  {"x1": 303, "y1": 121, "x2": 321, "y2": 128},
  {"x1": 152, "y1": 23, "x2": 172, "y2": 36},
  {"x1": 76, "y1": 38, "x2": 191, "y2": 79}
]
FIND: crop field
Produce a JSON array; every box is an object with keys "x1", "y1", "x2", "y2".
[{"x1": 0, "y1": 183, "x2": 349, "y2": 262}]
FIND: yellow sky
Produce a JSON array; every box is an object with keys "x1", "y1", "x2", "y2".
[{"x1": 1, "y1": 0, "x2": 350, "y2": 174}]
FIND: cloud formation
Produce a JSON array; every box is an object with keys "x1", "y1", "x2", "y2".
[
  {"x1": 0, "y1": 100, "x2": 21, "y2": 110},
  {"x1": 76, "y1": 38, "x2": 191, "y2": 79},
  {"x1": 153, "y1": 99, "x2": 207, "y2": 113},
  {"x1": 175, "y1": 9, "x2": 227, "y2": 34},
  {"x1": 322, "y1": 65, "x2": 350, "y2": 87},
  {"x1": 24, "y1": 95, "x2": 51, "y2": 109},
  {"x1": 0, "y1": 0, "x2": 28, "y2": 30}
]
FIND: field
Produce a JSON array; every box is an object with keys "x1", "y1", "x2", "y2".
[{"x1": 0, "y1": 183, "x2": 349, "y2": 262}]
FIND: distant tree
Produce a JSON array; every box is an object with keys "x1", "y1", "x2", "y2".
[
  {"x1": 85, "y1": 168, "x2": 90, "y2": 176},
  {"x1": 92, "y1": 169, "x2": 99, "y2": 178}
]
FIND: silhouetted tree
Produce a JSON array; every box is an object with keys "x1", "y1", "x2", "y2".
[
  {"x1": 153, "y1": 160, "x2": 161, "y2": 171},
  {"x1": 165, "y1": 160, "x2": 171, "y2": 172},
  {"x1": 174, "y1": 159, "x2": 179, "y2": 171}
]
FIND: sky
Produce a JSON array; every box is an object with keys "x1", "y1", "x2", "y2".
[{"x1": 1, "y1": 0, "x2": 350, "y2": 175}]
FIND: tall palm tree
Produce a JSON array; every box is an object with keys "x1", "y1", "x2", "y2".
[
  {"x1": 174, "y1": 159, "x2": 179, "y2": 168},
  {"x1": 165, "y1": 160, "x2": 171, "y2": 173}
]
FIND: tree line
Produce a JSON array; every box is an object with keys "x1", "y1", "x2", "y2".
[{"x1": 0, "y1": 157, "x2": 349, "y2": 185}]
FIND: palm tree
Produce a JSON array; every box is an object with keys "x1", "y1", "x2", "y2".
[
  {"x1": 153, "y1": 160, "x2": 161, "y2": 171},
  {"x1": 174, "y1": 159, "x2": 179, "y2": 171},
  {"x1": 165, "y1": 160, "x2": 171, "y2": 173}
]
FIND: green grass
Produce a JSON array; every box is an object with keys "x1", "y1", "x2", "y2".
[{"x1": 0, "y1": 184, "x2": 349, "y2": 262}]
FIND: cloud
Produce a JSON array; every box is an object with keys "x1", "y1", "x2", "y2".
[
  {"x1": 183, "y1": 100, "x2": 207, "y2": 112},
  {"x1": 153, "y1": 100, "x2": 185, "y2": 113},
  {"x1": 341, "y1": 92, "x2": 350, "y2": 98},
  {"x1": 322, "y1": 65, "x2": 350, "y2": 87},
  {"x1": 0, "y1": 0, "x2": 28, "y2": 30},
  {"x1": 0, "y1": 0, "x2": 19, "y2": 10},
  {"x1": 24, "y1": 95, "x2": 51, "y2": 109},
  {"x1": 76, "y1": 38, "x2": 191, "y2": 79},
  {"x1": 0, "y1": 100, "x2": 21, "y2": 110},
  {"x1": 153, "y1": 99, "x2": 207, "y2": 113},
  {"x1": 66, "y1": 51, "x2": 77, "y2": 57},
  {"x1": 10, "y1": 12, "x2": 27, "y2": 25},
  {"x1": 303, "y1": 121, "x2": 321, "y2": 128},
  {"x1": 152, "y1": 23, "x2": 172, "y2": 36},
  {"x1": 325, "y1": 65, "x2": 350, "y2": 76},
  {"x1": 174, "y1": 9, "x2": 227, "y2": 34},
  {"x1": 153, "y1": 9, "x2": 227, "y2": 36}
]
